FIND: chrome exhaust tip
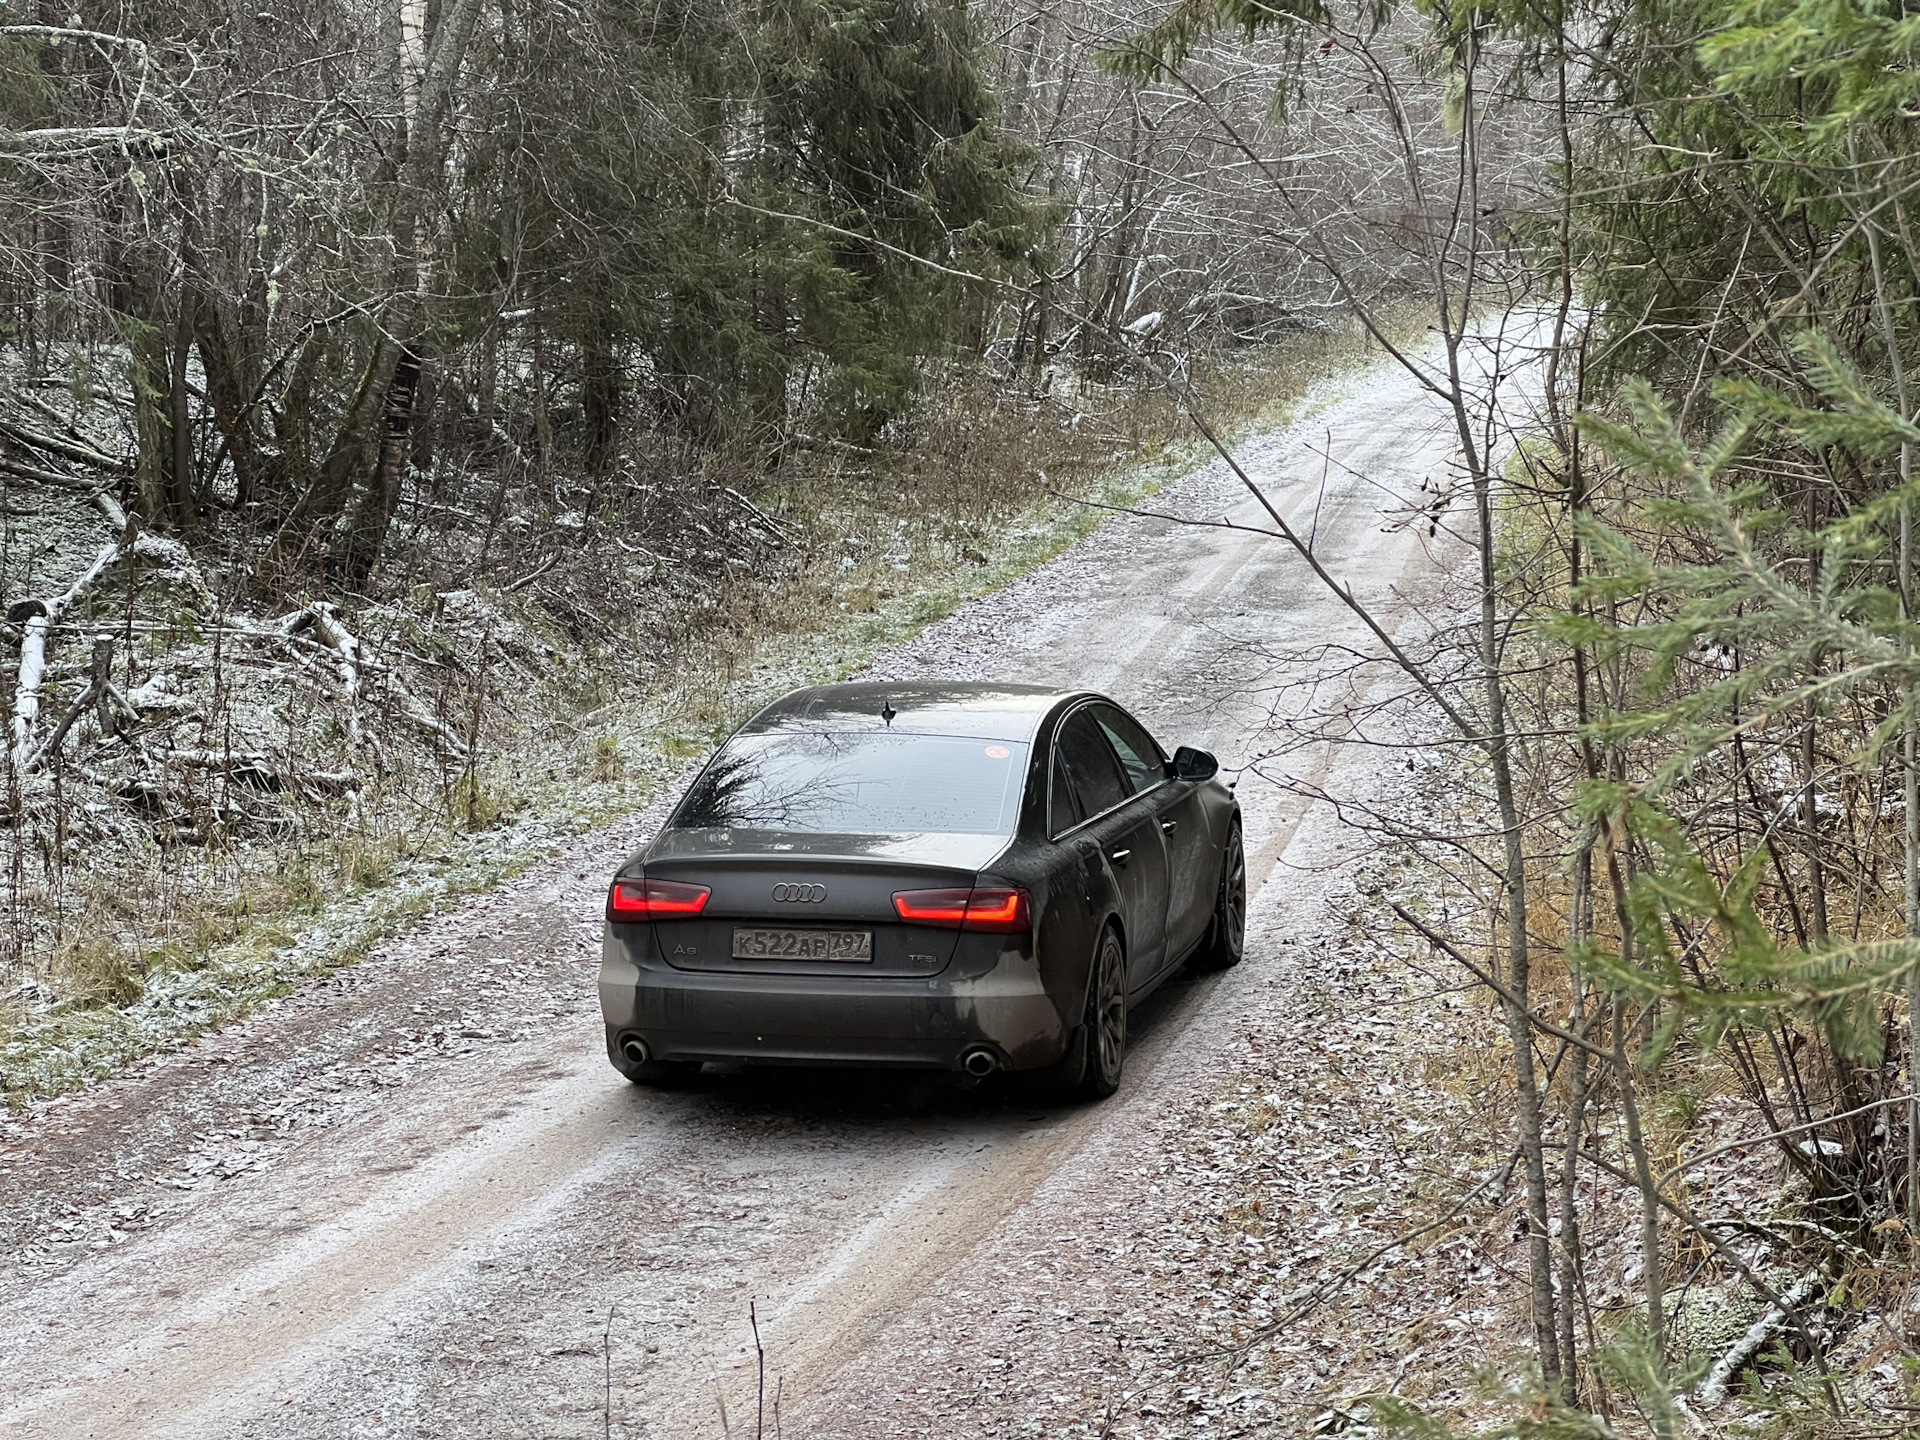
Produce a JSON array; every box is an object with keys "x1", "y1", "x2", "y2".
[
  {"x1": 619, "y1": 1035, "x2": 651, "y2": 1066},
  {"x1": 960, "y1": 1047, "x2": 1000, "y2": 1078}
]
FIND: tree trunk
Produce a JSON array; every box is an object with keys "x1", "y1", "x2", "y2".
[
  {"x1": 193, "y1": 283, "x2": 273, "y2": 509},
  {"x1": 128, "y1": 253, "x2": 185, "y2": 531},
  {"x1": 265, "y1": 0, "x2": 485, "y2": 582},
  {"x1": 410, "y1": 360, "x2": 438, "y2": 478},
  {"x1": 532, "y1": 315, "x2": 554, "y2": 487},
  {"x1": 168, "y1": 285, "x2": 197, "y2": 528},
  {"x1": 582, "y1": 306, "x2": 619, "y2": 476},
  {"x1": 334, "y1": 345, "x2": 424, "y2": 586},
  {"x1": 1437, "y1": 31, "x2": 1562, "y2": 1389},
  {"x1": 264, "y1": 338, "x2": 390, "y2": 576}
]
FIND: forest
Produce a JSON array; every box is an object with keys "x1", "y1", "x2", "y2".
[{"x1": 5, "y1": 0, "x2": 1920, "y2": 1434}]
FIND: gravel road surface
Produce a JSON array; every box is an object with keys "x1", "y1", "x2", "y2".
[{"x1": 0, "y1": 352, "x2": 1509, "y2": 1438}]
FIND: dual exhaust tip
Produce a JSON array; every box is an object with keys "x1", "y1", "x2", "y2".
[{"x1": 621, "y1": 1032, "x2": 1000, "y2": 1078}]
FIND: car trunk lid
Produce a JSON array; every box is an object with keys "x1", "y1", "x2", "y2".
[{"x1": 637, "y1": 838, "x2": 1004, "y2": 977}]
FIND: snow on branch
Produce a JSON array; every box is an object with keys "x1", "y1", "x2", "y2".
[
  {"x1": 1695, "y1": 1270, "x2": 1822, "y2": 1406},
  {"x1": 274, "y1": 602, "x2": 466, "y2": 759},
  {"x1": 0, "y1": 127, "x2": 171, "y2": 160},
  {"x1": 299, "y1": 603, "x2": 363, "y2": 748},
  {"x1": 8, "y1": 540, "x2": 124, "y2": 769},
  {"x1": 7, "y1": 523, "x2": 219, "y2": 771}
]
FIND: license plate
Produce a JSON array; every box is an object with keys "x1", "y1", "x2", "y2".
[{"x1": 732, "y1": 927, "x2": 873, "y2": 962}]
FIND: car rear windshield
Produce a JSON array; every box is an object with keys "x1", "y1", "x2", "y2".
[{"x1": 672, "y1": 731, "x2": 1030, "y2": 836}]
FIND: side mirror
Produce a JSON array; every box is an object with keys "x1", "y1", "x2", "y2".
[{"x1": 1170, "y1": 746, "x2": 1218, "y2": 782}]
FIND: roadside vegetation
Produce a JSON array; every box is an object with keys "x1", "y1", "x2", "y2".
[
  {"x1": 6, "y1": 0, "x2": 1920, "y2": 1435},
  {"x1": 0, "y1": 0, "x2": 1417, "y2": 1094},
  {"x1": 1, "y1": 318, "x2": 1393, "y2": 1099},
  {"x1": 1096, "y1": 1, "x2": 1920, "y2": 1435}
]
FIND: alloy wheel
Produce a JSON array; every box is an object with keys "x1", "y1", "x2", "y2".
[
  {"x1": 1221, "y1": 829, "x2": 1246, "y2": 960},
  {"x1": 1086, "y1": 929, "x2": 1126, "y2": 1097}
]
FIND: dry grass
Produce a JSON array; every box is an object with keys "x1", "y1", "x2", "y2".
[{"x1": 587, "y1": 734, "x2": 626, "y2": 782}]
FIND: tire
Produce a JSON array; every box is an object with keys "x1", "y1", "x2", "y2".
[
  {"x1": 1077, "y1": 926, "x2": 1127, "y2": 1100},
  {"x1": 1191, "y1": 822, "x2": 1246, "y2": 972}
]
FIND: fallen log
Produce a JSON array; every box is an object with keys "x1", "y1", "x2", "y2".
[
  {"x1": 276, "y1": 603, "x2": 468, "y2": 759},
  {"x1": 389, "y1": 693, "x2": 470, "y2": 758},
  {"x1": 158, "y1": 748, "x2": 360, "y2": 796},
  {"x1": 1695, "y1": 1269, "x2": 1822, "y2": 1405},
  {"x1": 0, "y1": 417, "x2": 129, "y2": 473},
  {"x1": 19, "y1": 638, "x2": 136, "y2": 773},
  {"x1": 8, "y1": 524, "x2": 217, "y2": 768},
  {"x1": 8, "y1": 538, "x2": 125, "y2": 767},
  {"x1": 301, "y1": 602, "x2": 362, "y2": 747},
  {"x1": 161, "y1": 748, "x2": 283, "y2": 790},
  {"x1": 1, "y1": 450, "x2": 140, "y2": 529}
]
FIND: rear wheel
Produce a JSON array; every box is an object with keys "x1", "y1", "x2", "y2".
[
  {"x1": 1192, "y1": 823, "x2": 1246, "y2": 972},
  {"x1": 1078, "y1": 927, "x2": 1127, "y2": 1100}
]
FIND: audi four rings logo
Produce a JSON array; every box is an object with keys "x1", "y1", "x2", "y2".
[{"x1": 771, "y1": 883, "x2": 828, "y2": 903}]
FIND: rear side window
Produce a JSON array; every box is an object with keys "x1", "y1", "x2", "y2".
[
  {"x1": 1053, "y1": 710, "x2": 1129, "y2": 823},
  {"x1": 1049, "y1": 749, "x2": 1081, "y2": 836},
  {"x1": 1092, "y1": 704, "x2": 1165, "y2": 794},
  {"x1": 674, "y1": 732, "x2": 1029, "y2": 835}
]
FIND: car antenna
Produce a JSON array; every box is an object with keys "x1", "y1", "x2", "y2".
[{"x1": 881, "y1": 698, "x2": 897, "y2": 727}]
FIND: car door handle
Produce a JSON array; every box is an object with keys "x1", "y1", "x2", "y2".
[
  {"x1": 1159, "y1": 819, "x2": 1178, "y2": 834},
  {"x1": 1109, "y1": 848, "x2": 1131, "y2": 866}
]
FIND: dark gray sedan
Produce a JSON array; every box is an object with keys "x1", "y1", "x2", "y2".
[{"x1": 598, "y1": 682, "x2": 1244, "y2": 1099}]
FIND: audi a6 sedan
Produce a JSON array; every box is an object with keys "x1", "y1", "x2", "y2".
[{"x1": 598, "y1": 682, "x2": 1244, "y2": 1099}]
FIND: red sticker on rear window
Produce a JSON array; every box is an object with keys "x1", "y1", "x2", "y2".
[{"x1": 984, "y1": 745, "x2": 1010, "y2": 759}]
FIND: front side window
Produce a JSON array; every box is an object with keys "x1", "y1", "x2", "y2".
[
  {"x1": 1053, "y1": 710, "x2": 1129, "y2": 823},
  {"x1": 1092, "y1": 704, "x2": 1166, "y2": 794},
  {"x1": 674, "y1": 731, "x2": 1029, "y2": 836}
]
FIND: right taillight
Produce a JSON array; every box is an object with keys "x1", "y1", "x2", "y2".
[
  {"x1": 892, "y1": 886, "x2": 1030, "y2": 934},
  {"x1": 607, "y1": 878, "x2": 711, "y2": 921},
  {"x1": 959, "y1": 888, "x2": 1029, "y2": 932}
]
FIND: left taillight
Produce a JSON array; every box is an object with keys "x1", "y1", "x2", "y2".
[
  {"x1": 892, "y1": 886, "x2": 1030, "y2": 934},
  {"x1": 607, "y1": 878, "x2": 711, "y2": 921}
]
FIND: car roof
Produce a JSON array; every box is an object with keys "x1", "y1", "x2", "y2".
[{"x1": 739, "y1": 682, "x2": 1086, "y2": 744}]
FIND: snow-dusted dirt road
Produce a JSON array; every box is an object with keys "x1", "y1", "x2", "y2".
[{"x1": 0, "y1": 354, "x2": 1508, "y2": 1439}]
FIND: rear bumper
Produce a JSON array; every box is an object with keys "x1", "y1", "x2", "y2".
[{"x1": 599, "y1": 928, "x2": 1074, "y2": 1072}]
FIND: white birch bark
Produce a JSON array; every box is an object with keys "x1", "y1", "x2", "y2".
[{"x1": 9, "y1": 540, "x2": 123, "y2": 768}]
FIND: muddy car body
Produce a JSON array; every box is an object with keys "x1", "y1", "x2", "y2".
[{"x1": 598, "y1": 682, "x2": 1244, "y2": 1096}]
